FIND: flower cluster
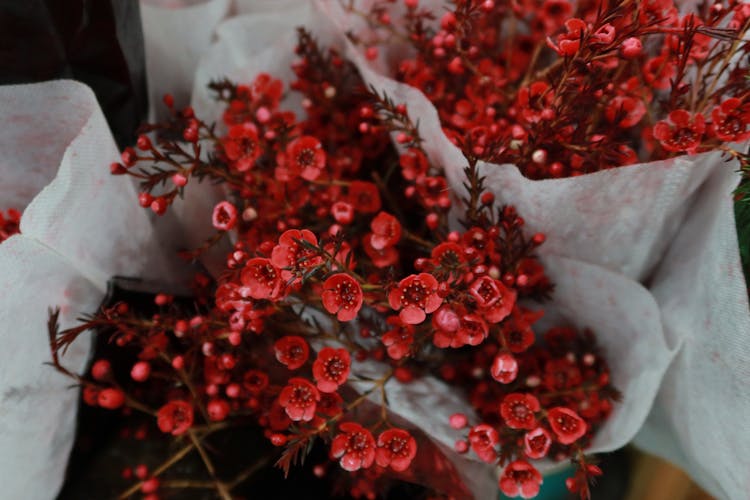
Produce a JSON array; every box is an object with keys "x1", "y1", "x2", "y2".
[
  {"x1": 0, "y1": 208, "x2": 21, "y2": 243},
  {"x1": 349, "y1": 0, "x2": 750, "y2": 179},
  {"x1": 50, "y1": 28, "x2": 616, "y2": 499}
]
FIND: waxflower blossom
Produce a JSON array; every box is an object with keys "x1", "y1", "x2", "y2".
[
  {"x1": 312, "y1": 347, "x2": 351, "y2": 393},
  {"x1": 240, "y1": 258, "x2": 283, "y2": 300},
  {"x1": 273, "y1": 336, "x2": 310, "y2": 370},
  {"x1": 499, "y1": 460, "x2": 543, "y2": 499},
  {"x1": 331, "y1": 423, "x2": 376, "y2": 471},
  {"x1": 501, "y1": 393, "x2": 541, "y2": 430},
  {"x1": 711, "y1": 98, "x2": 750, "y2": 142},
  {"x1": 653, "y1": 110, "x2": 706, "y2": 154},
  {"x1": 381, "y1": 316, "x2": 415, "y2": 360},
  {"x1": 491, "y1": 352, "x2": 519, "y2": 384},
  {"x1": 468, "y1": 424, "x2": 499, "y2": 463},
  {"x1": 223, "y1": 122, "x2": 261, "y2": 171},
  {"x1": 271, "y1": 229, "x2": 323, "y2": 282},
  {"x1": 388, "y1": 273, "x2": 442, "y2": 324},
  {"x1": 369, "y1": 211, "x2": 402, "y2": 250},
  {"x1": 280, "y1": 135, "x2": 326, "y2": 181},
  {"x1": 279, "y1": 377, "x2": 320, "y2": 422},
  {"x1": 212, "y1": 201, "x2": 238, "y2": 231},
  {"x1": 321, "y1": 274, "x2": 363, "y2": 321},
  {"x1": 548, "y1": 407, "x2": 588, "y2": 445},
  {"x1": 157, "y1": 400, "x2": 193, "y2": 436},
  {"x1": 376, "y1": 429, "x2": 417, "y2": 471},
  {"x1": 524, "y1": 427, "x2": 552, "y2": 459}
]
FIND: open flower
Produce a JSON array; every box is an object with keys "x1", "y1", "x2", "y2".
[
  {"x1": 271, "y1": 229, "x2": 323, "y2": 283},
  {"x1": 653, "y1": 110, "x2": 705, "y2": 154},
  {"x1": 369, "y1": 211, "x2": 402, "y2": 250},
  {"x1": 500, "y1": 393, "x2": 541, "y2": 430},
  {"x1": 711, "y1": 98, "x2": 750, "y2": 142},
  {"x1": 281, "y1": 135, "x2": 326, "y2": 181},
  {"x1": 157, "y1": 400, "x2": 194, "y2": 436},
  {"x1": 240, "y1": 258, "x2": 283, "y2": 300},
  {"x1": 279, "y1": 377, "x2": 320, "y2": 422},
  {"x1": 548, "y1": 407, "x2": 588, "y2": 444},
  {"x1": 524, "y1": 427, "x2": 552, "y2": 459},
  {"x1": 388, "y1": 273, "x2": 442, "y2": 324},
  {"x1": 376, "y1": 428, "x2": 417, "y2": 471},
  {"x1": 321, "y1": 274, "x2": 363, "y2": 321},
  {"x1": 312, "y1": 347, "x2": 351, "y2": 393},
  {"x1": 273, "y1": 336, "x2": 309, "y2": 370},
  {"x1": 468, "y1": 424, "x2": 499, "y2": 463},
  {"x1": 499, "y1": 460, "x2": 543, "y2": 499},
  {"x1": 331, "y1": 423, "x2": 376, "y2": 471},
  {"x1": 222, "y1": 122, "x2": 261, "y2": 172}
]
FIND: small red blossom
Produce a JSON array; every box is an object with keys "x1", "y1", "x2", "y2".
[
  {"x1": 711, "y1": 98, "x2": 750, "y2": 142},
  {"x1": 546, "y1": 19, "x2": 587, "y2": 57},
  {"x1": 388, "y1": 273, "x2": 442, "y2": 324},
  {"x1": 381, "y1": 316, "x2": 415, "y2": 360},
  {"x1": 653, "y1": 110, "x2": 705, "y2": 154},
  {"x1": 212, "y1": 201, "x2": 238, "y2": 231},
  {"x1": 312, "y1": 347, "x2": 351, "y2": 393},
  {"x1": 274, "y1": 336, "x2": 310, "y2": 370},
  {"x1": 491, "y1": 352, "x2": 519, "y2": 384},
  {"x1": 157, "y1": 400, "x2": 193, "y2": 435},
  {"x1": 0, "y1": 208, "x2": 21, "y2": 242},
  {"x1": 331, "y1": 422, "x2": 376, "y2": 471},
  {"x1": 468, "y1": 424, "x2": 499, "y2": 463},
  {"x1": 240, "y1": 258, "x2": 283, "y2": 300},
  {"x1": 605, "y1": 96, "x2": 646, "y2": 128},
  {"x1": 321, "y1": 274, "x2": 363, "y2": 321},
  {"x1": 347, "y1": 181, "x2": 382, "y2": 213},
  {"x1": 470, "y1": 276, "x2": 516, "y2": 323},
  {"x1": 271, "y1": 229, "x2": 323, "y2": 283},
  {"x1": 242, "y1": 369, "x2": 269, "y2": 394},
  {"x1": 369, "y1": 211, "x2": 402, "y2": 250},
  {"x1": 548, "y1": 407, "x2": 588, "y2": 445},
  {"x1": 399, "y1": 148, "x2": 429, "y2": 180},
  {"x1": 500, "y1": 393, "x2": 540, "y2": 430},
  {"x1": 499, "y1": 460, "x2": 543, "y2": 499},
  {"x1": 524, "y1": 427, "x2": 552, "y2": 459},
  {"x1": 376, "y1": 428, "x2": 418, "y2": 471},
  {"x1": 363, "y1": 233, "x2": 399, "y2": 268},
  {"x1": 281, "y1": 136, "x2": 326, "y2": 181},
  {"x1": 223, "y1": 122, "x2": 261, "y2": 172},
  {"x1": 279, "y1": 377, "x2": 320, "y2": 422}
]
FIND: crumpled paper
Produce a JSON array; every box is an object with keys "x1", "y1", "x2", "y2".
[{"x1": 0, "y1": 81, "x2": 188, "y2": 500}]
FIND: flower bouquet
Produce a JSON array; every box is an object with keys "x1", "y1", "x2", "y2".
[{"x1": 0, "y1": 0, "x2": 748, "y2": 499}]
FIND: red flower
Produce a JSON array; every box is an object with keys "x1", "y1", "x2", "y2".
[
  {"x1": 491, "y1": 352, "x2": 518, "y2": 384},
  {"x1": 282, "y1": 135, "x2": 326, "y2": 181},
  {"x1": 346, "y1": 181, "x2": 381, "y2": 213},
  {"x1": 455, "y1": 314, "x2": 489, "y2": 347},
  {"x1": 212, "y1": 201, "x2": 238, "y2": 231},
  {"x1": 242, "y1": 369, "x2": 269, "y2": 394},
  {"x1": 605, "y1": 96, "x2": 646, "y2": 128},
  {"x1": 430, "y1": 242, "x2": 465, "y2": 271},
  {"x1": 643, "y1": 55, "x2": 676, "y2": 91},
  {"x1": 279, "y1": 377, "x2": 320, "y2": 422},
  {"x1": 363, "y1": 233, "x2": 399, "y2": 268},
  {"x1": 369, "y1": 212, "x2": 402, "y2": 250},
  {"x1": 317, "y1": 392, "x2": 344, "y2": 418},
  {"x1": 271, "y1": 229, "x2": 323, "y2": 283},
  {"x1": 321, "y1": 274, "x2": 363, "y2": 321},
  {"x1": 223, "y1": 123, "x2": 261, "y2": 172},
  {"x1": 388, "y1": 273, "x2": 443, "y2": 324},
  {"x1": 399, "y1": 148, "x2": 428, "y2": 181},
  {"x1": 546, "y1": 18, "x2": 586, "y2": 57},
  {"x1": 469, "y1": 276, "x2": 516, "y2": 323},
  {"x1": 653, "y1": 110, "x2": 705, "y2": 154},
  {"x1": 376, "y1": 428, "x2": 418, "y2": 471},
  {"x1": 331, "y1": 422, "x2": 376, "y2": 471},
  {"x1": 501, "y1": 308, "x2": 542, "y2": 353},
  {"x1": 547, "y1": 407, "x2": 587, "y2": 445},
  {"x1": 499, "y1": 460, "x2": 543, "y2": 499},
  {"x1": 468, "y1": 424, "x2": 499, "y2": 463},
  {"x1": 500, "y1": 393, "x2": 540, "y2": 430},
  {"x1": 157, "y1": 400, "x2": 193, "y2": 436},
  {"x1": 524, "y1": 427, "x2": 552, "y2": 459},
  {"x1": 711, "y1": 98, "x2": 750, "y2": 142},
  {"x1": 312, "y1": 347, "x2": 351, "y2": 393},
  {"x1": 274, "y1": 336, "x2": 310, "y2": 370},
  {"x1": 240, "y1": 258, "x2": 283, "y2": 300},
  {"x1": 381, "y1": 316, "x2": 415, "y2": 360}
]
